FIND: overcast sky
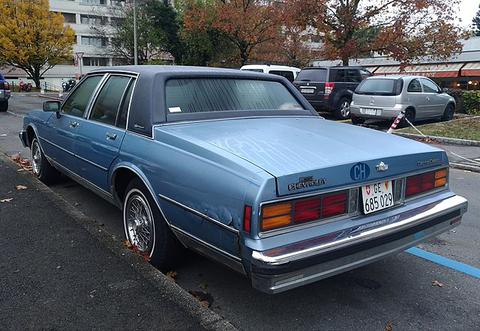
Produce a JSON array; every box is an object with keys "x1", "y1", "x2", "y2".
[{"x1": 458, "y1": 0, "x2": 480, "y2": 27}]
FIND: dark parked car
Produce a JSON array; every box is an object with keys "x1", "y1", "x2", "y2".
[
  {"x1": 293, "y1": 66, "x2": 371, "y2": 119},
  {"x1": 0, "y1": 73, "x2": 11, "y2": 112}
]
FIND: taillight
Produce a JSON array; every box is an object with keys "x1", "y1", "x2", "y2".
[
  {"x1": 406, "y1": 168, "x2": 448, "y2": 198},
  {"x1": 243, "y1": 205, "x2": 252, "y2": 233},
  {"x1": 261, "y1": 190, "x2": 349, "y2": 231},
  {"x1": 325, "y1": 82, "x2": 335, "y2": 97}
]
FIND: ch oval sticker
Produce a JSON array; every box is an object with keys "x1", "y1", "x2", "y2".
[{"x1": 350, "y1": 162, "x2": 370, "y2": 181}]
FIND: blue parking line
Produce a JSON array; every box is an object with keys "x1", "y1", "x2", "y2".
[{"x1": 406, "y1": 247, "x2": 480, "y2": 279}]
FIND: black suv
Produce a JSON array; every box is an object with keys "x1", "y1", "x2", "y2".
[{"x1": 293, "y1": 66, "x2": 371, "y2": 119}]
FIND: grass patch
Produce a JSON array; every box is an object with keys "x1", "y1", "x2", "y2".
[{"x1": 397, "y1": 117, "x2": 480, "y2": 141}]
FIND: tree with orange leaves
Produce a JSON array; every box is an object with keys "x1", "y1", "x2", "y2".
[
  {"x1": 306, "y1": 0, "x2": 467, "y2": 66},
  {"x1": 183, "y1": 0, "x2": 279, "y2": 66}
]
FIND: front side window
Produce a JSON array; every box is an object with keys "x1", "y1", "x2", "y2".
[
  {"x1": 166, "y1": 79, "x2": 304, "y2": 114},
  {"x1": 407, "y1": 79, "x2": 422, "y2": 93},
  {"x1": 90, "y1": 76, "x2": 131, "y2": 126},
  {"x1": 62, "y1": 75, "x2": 103, "y2": 117},
  {"x1": 421, "y1": 78, "x2": 440, "y2": 93}
]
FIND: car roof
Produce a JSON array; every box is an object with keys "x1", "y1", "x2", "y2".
[
  {"x1": 240, "y1": 64, "x2": 301, "y2": 71},
  {"x1": 301, "y1": 66, "x2": 368, "y2": 70},
  {"x1": 366, "y1": 75, "x2": 431, "y2": 80}
]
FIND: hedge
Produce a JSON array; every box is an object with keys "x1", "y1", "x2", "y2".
[{"x1": 445, "y1": 89, "x2": 480, "y2": 115}]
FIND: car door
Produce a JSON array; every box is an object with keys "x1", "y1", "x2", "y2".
[
  {"x1": 420, "y1": 78, "x2": 444, "y2": 118},
  {"x1": 406, "y1": 78, "x2": 428, "y2": 120},
  {"x1": 74, "y1": 74, "x2": 135, "y2": 191},
  {"x1": 43, "y1": 75, "x2": 104, "y2": 171}
]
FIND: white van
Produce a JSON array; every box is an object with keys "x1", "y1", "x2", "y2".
[{"x1": 240, "y1": 64, "x2": 301, "y2": 82}]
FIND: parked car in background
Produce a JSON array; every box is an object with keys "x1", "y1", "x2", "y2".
[
  {"x1": 240, "y1": 64, "x2": 301, "y2": 82},
  {"x1": 0, "y1": 73, "x2": 11, "y2": 112},
  {"x1": 19, "y1": 66, "x2": 467, "y2": 294},
  {"x1": 293, "y1": 66, "x2": 372, "y2": 119},
  {"x1": 350, "y1": 76, "x2": 456, "y2": 125}
]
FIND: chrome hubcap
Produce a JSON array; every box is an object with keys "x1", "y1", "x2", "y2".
[
  {"x1": 32, "y1": 141, "x2": 41, "y2": 176},
  {"x1": 341, "y1": 101, "x2": 350, "y2": 117},
  {"x1": 126, "y1": 193, "x2": 154, "y2": 253}
]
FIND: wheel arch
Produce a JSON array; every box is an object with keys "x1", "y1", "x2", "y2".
[
  {"x1": 25, "y1": 124, "x2": 42, "y2": 149},
  {"x1": 110, "y1": 164, "x2": 171, "y2": 225}
]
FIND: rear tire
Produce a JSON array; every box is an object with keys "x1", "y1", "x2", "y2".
[
  {"x1": 442, "y1": 104, "x2": 455, "y2": 121},
  {"x1": 123, "y1": 178, "x2": 182, "y2": 270},
  {"x1": 400, "y1": 109, "x2": 415, "y2": 128},
  {"x1": 334, "y1": 97, "x2": 351, "y2": 120},
  {"x1": 0, "y1": 100, "x2": 7, "y2": 112},
  {"x1": 351, "y1": 115, "x2": 365, "y2": 125},
  {"x1": 31, "y1": 137, "x2": 58, "y2": 184}
]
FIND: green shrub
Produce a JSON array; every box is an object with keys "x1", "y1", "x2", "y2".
[{"x1": 462, "y1": 91, "x2": 480, "y2": 115}]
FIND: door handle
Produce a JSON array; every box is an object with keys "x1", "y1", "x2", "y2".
[
  {"x1": 69, "y1": 121, "x2": 79, "y2": 128},
  {"x1": 106, "y1": 132, "x2": 117, "y2": 140}
]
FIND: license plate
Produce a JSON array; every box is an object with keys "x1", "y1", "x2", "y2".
[
  {"x1": 361, "y1": 181, "x2": 394, "y2": 214},
  {"x1": 361, "y1": 108, "x2": 382, "y2": 115},
  {"x1": 301, "y1": 88, "x2": 315, "y2": 94}
]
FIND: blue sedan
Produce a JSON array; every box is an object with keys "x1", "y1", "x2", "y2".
[{"x1": 19, "y1": 66, "x2": 468, "y2": 293}]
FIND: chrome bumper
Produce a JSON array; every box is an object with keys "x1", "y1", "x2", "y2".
[{"x1": 250, "y1": 195, "x2": 467, "y2": 294}]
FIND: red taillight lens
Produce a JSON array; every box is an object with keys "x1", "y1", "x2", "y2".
[
  {"x1": 322, "y1": 191, "x2": 347, "y2": 218},
  {"x1": 406, "y1": 169, "x2": 448, "y2": 198},
  {"x1": 261, "y1": 190, "x2": 350, "y2": 231},
  {"x1": 294, "y1": 197, "x2": 321, "y2": 223},
  {"x1": 243, "y1": 205, "x2": 252, "y2": 233},
  {"x1": 325, "y1": 82, "x2": 335, "y2": 96}
]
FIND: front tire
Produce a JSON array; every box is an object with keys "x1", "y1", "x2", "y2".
[
  {"x1": 0, "y1": 100, "x2": 7, "y2": 112},
  {"x1": 334, "y1": 97, "x2": 351, "y2": 120},
  {"x1": 123, "y1": 178, "x2": 182, "y2": 270},
  {"x1": 442, "y1": 104, "x2": 455, "y2": 121},
  {"x1": 31, "y1": 137, "x2": 58, "y2": 184}
]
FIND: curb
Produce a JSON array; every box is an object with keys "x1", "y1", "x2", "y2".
[
  {"x1": 394, "y1": 132, "x2": 480, "y2": 147},
  {"x1": 0, "y1": 152, "x2": 237, "y2": 331},
  {"x1": 449, "y1": 162, "x2": 480, "y2": 173}
]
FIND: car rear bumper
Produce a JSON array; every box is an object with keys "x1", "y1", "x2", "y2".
[
  {"x1": 350, "y1": 105, "x2": 406, "y2": 120},
  {"x1": 249, "y1": 195, "x2": 467, "y2": 294}
]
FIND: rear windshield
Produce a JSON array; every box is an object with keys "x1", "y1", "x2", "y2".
[
  {"x1": 166, "y1": 78, "x2": 305, "y2": 113},
  {"x1": 355, "y1": 78, "x2": 403, "y2": 96},
  {"x1": 296, "y1": 69, "x2": 327, "y2": 82}
]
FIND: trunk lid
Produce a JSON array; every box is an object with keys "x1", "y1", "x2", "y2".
[
  {"x1": 157, "y1": 117, "x2": 447, "y2": 196},
  {"x1": 353, "y1": 94, "x2": 397, "y2": 108}
]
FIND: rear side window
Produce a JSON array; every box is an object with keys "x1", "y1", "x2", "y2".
[
  {"x1": 355, "y1": 79, "x2": 403, "y2": 96},
  {"x1": 420, "y1": 78, "x2": 440, "y2": 93},
  {"x1": 166, "y1": 78, "x2": 304, "y2": 113},
  {"x1": 407, "y1": 79, "x2": 422, "y2": 92},
  {"x1": 345, "y1": 69, "x2": 362, "y2": 82},
  {"x1": 62, "y1": 75, "x2": 103, "y2": 117},
  {"x1": 90, "y1": 75, "x2": 131, "y2": 126},
  {"x1": 296, "y1": 69, "x2": 327, "y2": 82},
  {"x1": 330, "y1": 69, "x2": 345, "y2": 82},
  {"x1": 269, "y1": 70, "x2": 295, "y2": 82}
]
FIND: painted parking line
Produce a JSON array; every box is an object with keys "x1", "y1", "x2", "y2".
[{"x1": 406, "y1": 247, "x2": 480, "y2": 279}]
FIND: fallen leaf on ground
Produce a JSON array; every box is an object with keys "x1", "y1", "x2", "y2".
[
  {"x1": 15, "y1": 185, "x2": 27, "y2": 190},
  {"x1": 0, "y1": 198, "x2": 13, "y2": 203},
  {"x1": 10, "y1": 153, "x2": 21, "y2": 162},
  {"x1": 123, "y1": 240, "x2": 133, "y2": 249},
  {"x1": 432, "y1": 280, "x2": 444, "y2": 287},
  {"x1": 188, "y1": 290, "x2": 213, "y2": 308},
  {"x1": 385, "y1": 321, "x2": 394, "y2": 331},
  {"x1": 166, "y1": 271, "x2": 178, "y2": 281}
]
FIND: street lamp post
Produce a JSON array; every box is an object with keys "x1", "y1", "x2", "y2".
[{"x1": 133, "y1": 0, "x2": 138, "y2": 65}]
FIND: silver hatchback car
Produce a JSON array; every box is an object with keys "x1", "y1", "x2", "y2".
[{"x1": 350, "y1": 75, "x2": 455, "y2": 125}]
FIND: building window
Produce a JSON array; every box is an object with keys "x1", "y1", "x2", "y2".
[
  {"x1": 81, "y1": 36, "x2": 108, "y2": 47},
  {"x1": 83, "y1": 57, "x2": 109, "y2": 66},
  {"x1": 80, "y1": 14, "x2": 107, "y2": 25},
  {"x1": 62, "y1": 13, "x2": 76, "y2": 24},
  {"x1": 80, "y1": 0, "x2": 106, "y2": 5}
]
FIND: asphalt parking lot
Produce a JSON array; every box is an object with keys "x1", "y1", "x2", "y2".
[{"x1": 1, "y1": 94, "x2": 479, "y2": 330}]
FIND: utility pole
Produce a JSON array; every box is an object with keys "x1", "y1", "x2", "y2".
[{"x1": 133, "y1": 0, "x2": 138, "y2": 65}]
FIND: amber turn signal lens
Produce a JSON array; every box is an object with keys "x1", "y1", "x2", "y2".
[
  {"x1": 262, "y1": 202, "x2": 292, "y2": 231},
  {"x1": 435, "y1": 169, "x2": 448, "y2": 180},
  {"x1": 434, "y1": 168, "x2": 448, "y2": 188}
]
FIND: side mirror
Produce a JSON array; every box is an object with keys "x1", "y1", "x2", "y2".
[{"x1": 43, "y1": 100, "x2": 61, "y2": 112}]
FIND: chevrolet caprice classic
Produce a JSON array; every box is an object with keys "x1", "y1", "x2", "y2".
[{"x1": 19, "y1": 66, "x2": 468, "y2": 294}]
